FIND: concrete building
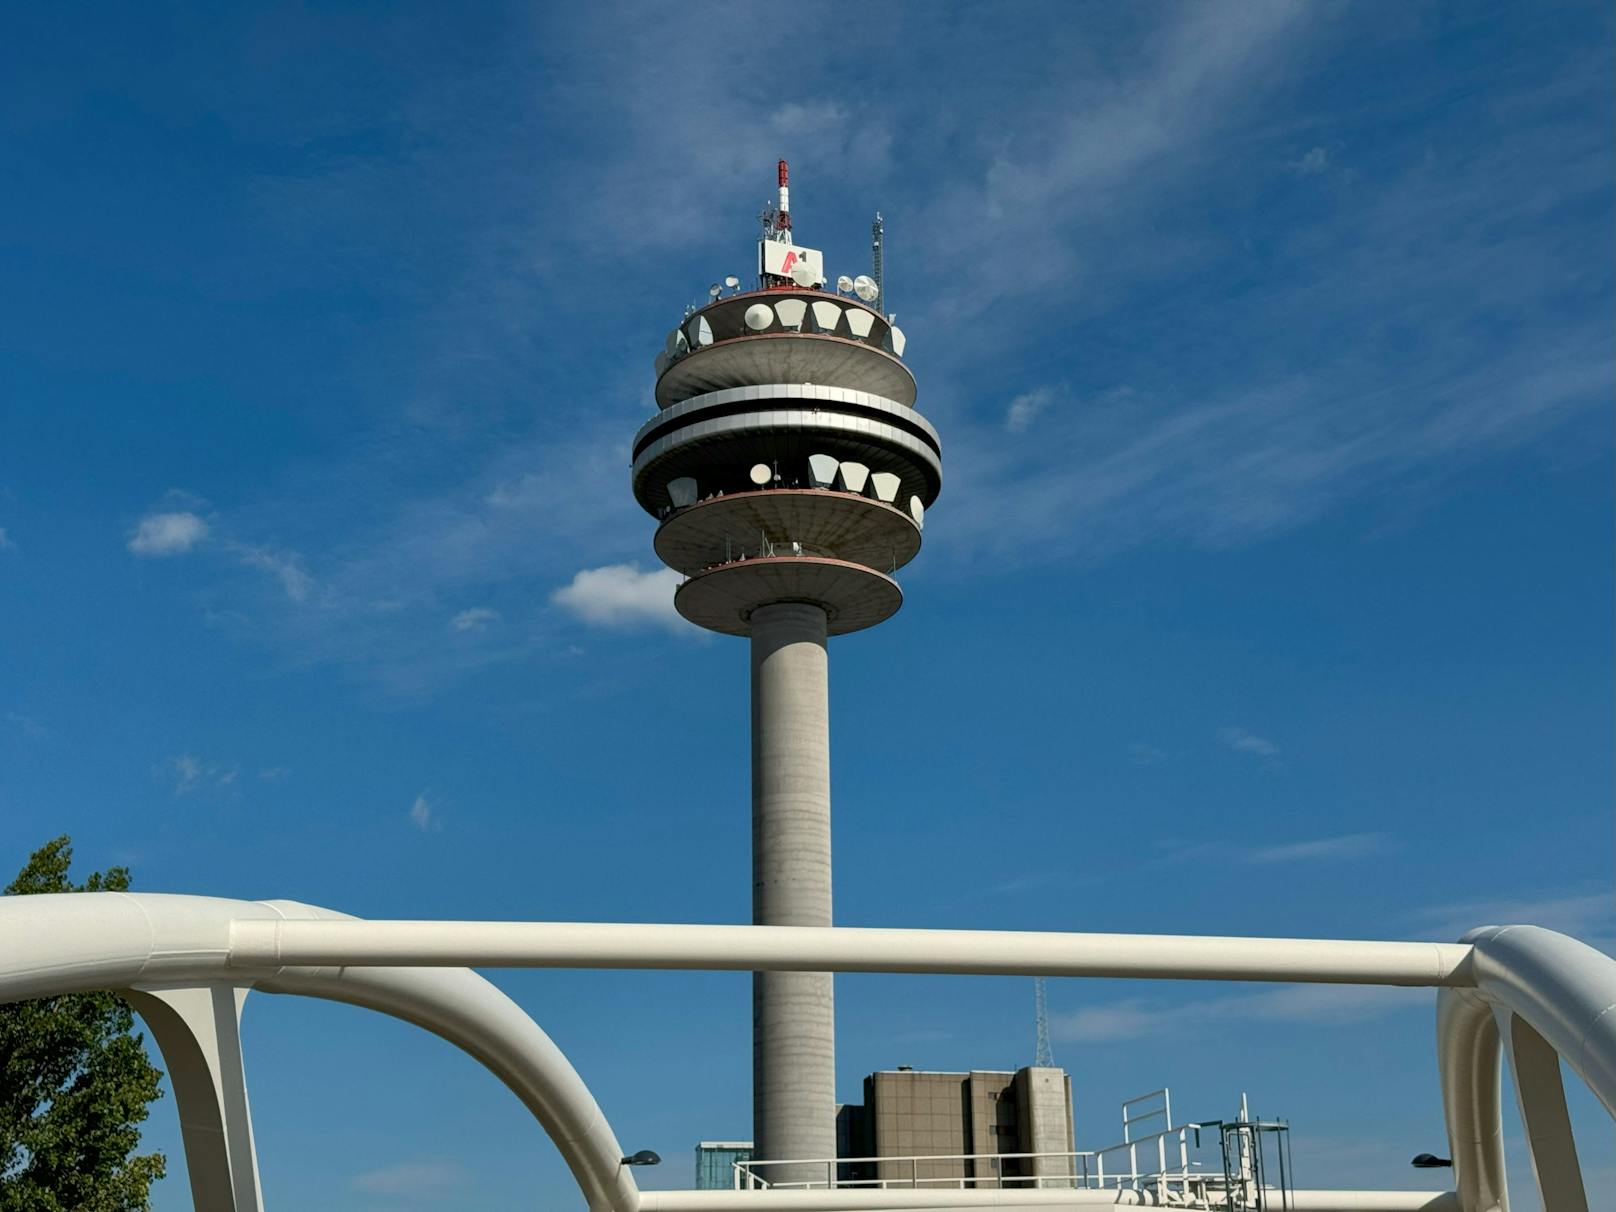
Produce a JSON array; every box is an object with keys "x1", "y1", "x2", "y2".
[
  {"x1": 837, "y1": 1067, "x2": 1076, "y2": 1189},
  {"x1": 631, "y1": 162, "x2": 940, "y2": 1177}
]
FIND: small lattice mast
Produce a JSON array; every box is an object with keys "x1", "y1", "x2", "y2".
[
  {"x1": 872, "y1": 212, "x2": 885, "y2": 314},
  {"x1": 1034, "y1": 976, "x2": 1055, "y2": 1068}
]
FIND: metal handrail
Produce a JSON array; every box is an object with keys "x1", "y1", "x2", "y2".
[{"x1": 734, "y1": 1122, "x2": 1208, "y2": 1193}]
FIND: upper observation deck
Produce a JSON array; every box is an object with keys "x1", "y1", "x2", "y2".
[
  {"x1": 654, "y1": 289, "x2": 914, "y2": 409},
  {"x1": 632, "y1": 166, "x2": 939, "y2": 636}
]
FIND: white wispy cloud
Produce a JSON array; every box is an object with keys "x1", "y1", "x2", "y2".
[
  {"x1": 409, "y1": 791, "x2": 435, "y2": 831},
  {"x1": 1054, "y1": 983, "x2": 1424, "y2": 1043},
  {"x1": 552, "y1": 564, "x2": 684, "y2": 630},
  {"x1": 227, "y1": 541, "x2": 314, "y2": 602},
  {"x1": 991, "y1": 873, "x2": 1059, "y2": 896},
  {"x1": 0, "y1": 526, "x2": 13, "y2": 551},
  {"x1": 1220, "y1": 727, "x2": 1279, "y2": 759},
  {"x1": 1289, "y1": 145, "x2": 1330, "y2": 175},
  {"x1": 917, "y1": 21, "x2": 1611, "y2": 570},
  {"x1": 1005, "y1": 387, "x2": 1055, "y2": 435},
  {"x1": 1244, "y1": 832, "x2": 1388, "y2": 864},
  {"x1": 1128, "y1": 742, "x2": 1168, "y2": 765},
  {"x1": 258, "y1": 766, "x2": 289, "y2": 782},
  {"x1": 449, "y1": 607, "x2": 500, "y2": 632},
  {"x1": 1152, "y1": 831, "x2": 1392, "y2": 868},
  {"x1": 350, "y1": 1159, "x2": 466, "y2": 1197},
  {"x1": 160, "y1": 754, "x2": 237, "y2": 796},
  {"x1": 907, "y1": 0, "x2": 1310, "y2": 312},
  {"x1": 4, "y1": 711, "x2": 50, "y2": 741},
  {"x1": 1410, "y1": 891, "x2": 1615, "y2": 951},
  {"x1": 125, "y1": 501, "x2": 318, "y2": 603},
  {"x1": 128, "y1": 510, "x2": 210, "y2": 556},
  {"x1": 134, "y1": 6, "x2": 1608, "y2": 699},
  {"x1": 181, "y1": 423, "x2": 638, "y2": 694}
]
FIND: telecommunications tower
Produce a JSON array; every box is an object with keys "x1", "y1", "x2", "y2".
[{"x1": 632, "y1": 162, "x2": 942, "y2": 1175}]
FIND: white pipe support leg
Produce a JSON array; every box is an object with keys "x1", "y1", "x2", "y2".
[
  {"x1": 123, "y1": 983, "x2": 264, "y2": 1212},
  {"x1": 1436, "y1": 988, "x2": 1508, "y2": 1212},
  {"x1": 253, "y1": 901, "x2": 637, "y2": 1212},
  {"x1": 1496, "y1": 1008, "x2": 1588, "y2": 1212}
]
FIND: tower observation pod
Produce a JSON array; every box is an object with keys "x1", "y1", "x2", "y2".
[{"x1": 631, "y1": 164, "x2": 939, "y2": 1180}]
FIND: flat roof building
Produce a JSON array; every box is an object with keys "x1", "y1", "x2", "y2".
[{"x1": 838, "y1": 1066, "x2": 1076, "y2": 1189}]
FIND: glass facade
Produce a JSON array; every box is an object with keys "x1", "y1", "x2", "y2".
[{"x1": 694, "y1": 1142, "x2": 754, "y2": 1190}]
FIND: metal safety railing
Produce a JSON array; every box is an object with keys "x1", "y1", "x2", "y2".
[{"x1": 734, "y1": 1124, "x2": 1208, "y2": 1197}]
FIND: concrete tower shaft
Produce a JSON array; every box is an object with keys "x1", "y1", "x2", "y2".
[
  {"x1": 749, "y1": 603, "x2": 835, "y2": 1173},
  {"x1": 633, "y1": 191, "x2": 940, "y2": 1177}
]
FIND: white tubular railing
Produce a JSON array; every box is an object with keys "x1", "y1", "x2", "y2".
[{"x1": 226, "y1": 919, "x2": 1471, "y2": 986}]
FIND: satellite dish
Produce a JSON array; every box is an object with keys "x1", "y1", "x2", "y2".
[
  {"x1": 853, "y1": 275, "x2": 879, "y2": 303},
  {"x1": 790, "y1": 262, "x2": 818, "y2": 287},
  {"x1": 708, "y1": 283, "x2": 722, "y2": 299},
  {"x1": 743, "y1": 303, "x2": 774, "y2": 332},
  {"x1": 749, "y1": 463, "x2": 771, "y2": 486},
  {"x1": 836, "y1": 275, "x2": 854, "y2": 294},
  {"x1": 724, "y1": 275, "x2": 740, "y2": 289}
]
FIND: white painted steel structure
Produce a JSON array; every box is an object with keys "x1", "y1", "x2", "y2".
[{"x1": 2, "y1": 891, "x2": 1612, "y2": 1211}]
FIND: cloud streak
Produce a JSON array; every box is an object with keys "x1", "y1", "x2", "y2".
[
  {"x1": 1054, "y1": 983, "x2": 1424, "y2": 1043},
  {"x1": 1410, "y1": 891, "x2": 1615, "y2": 951},
  {"x1": 1153, "y1": 832, "x2": 1392, "y2": 868},
  {"x1": 350, "y1": 1159, "x2": 466, "y2": 1196},
  {"x1": 1004, "y1": 388, "x2": 1055, "y2": 435},
  {"x1": 409, "y1": 791, "x2": 435, "y2": 831},
  {"x1": 118, "y1": 5, "x2": 1611, "y2": 701},
  {"x1": 160, "y1": 754, "x2": 237, "y2": 796},
  {"x1": 1220, "y1": 727, "x2": 1279, "y2": 759},
  {"x1": 449, "y1": 607, "x2": 500, "y2": 633},
  {"x1": 1245, "y1": 832, "x2": 1387, "y2": 865}
]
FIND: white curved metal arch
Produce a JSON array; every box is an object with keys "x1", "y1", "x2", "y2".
[
  {"x1": 1437, "y1": 925, "x2": 1616, "y2": 1212},
  {"x1": 255, "y1": 900, "x2": 636, "y2": 1212},
  {"x1": 0, "y1": 893, "x2": 635, "y2": 1212}
]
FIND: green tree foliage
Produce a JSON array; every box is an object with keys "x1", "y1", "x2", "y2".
[{"x1": 0, "y1": 837, "x2": 166, "y2": 1211}]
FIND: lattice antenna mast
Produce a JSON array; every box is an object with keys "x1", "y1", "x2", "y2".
[
  {"x1": 775, "y1": 160, "x2": 792, "y2": 240},
  {"x1": 1034, "y1": 976, "x2": 1054, "y2": 1068},
  {"x1": 871, "y1": 212, "x2": 885, "y2": 315}
]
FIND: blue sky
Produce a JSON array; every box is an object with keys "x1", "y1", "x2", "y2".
[{"x1": 2, "y1": 2, "x2": 1611, "y2": 1207}]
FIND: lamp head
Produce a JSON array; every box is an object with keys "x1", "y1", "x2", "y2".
[{"x1": 1410, "y1": 1153, "x2": 1452, "y2": 1169}]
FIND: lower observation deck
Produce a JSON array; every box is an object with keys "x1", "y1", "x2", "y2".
[
  {"x1": 675, "y1": 555, "x2": 902, "y2": 636},
  {"x1": 655, "y1": 489, "x2": 921, "y2": 577}
]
